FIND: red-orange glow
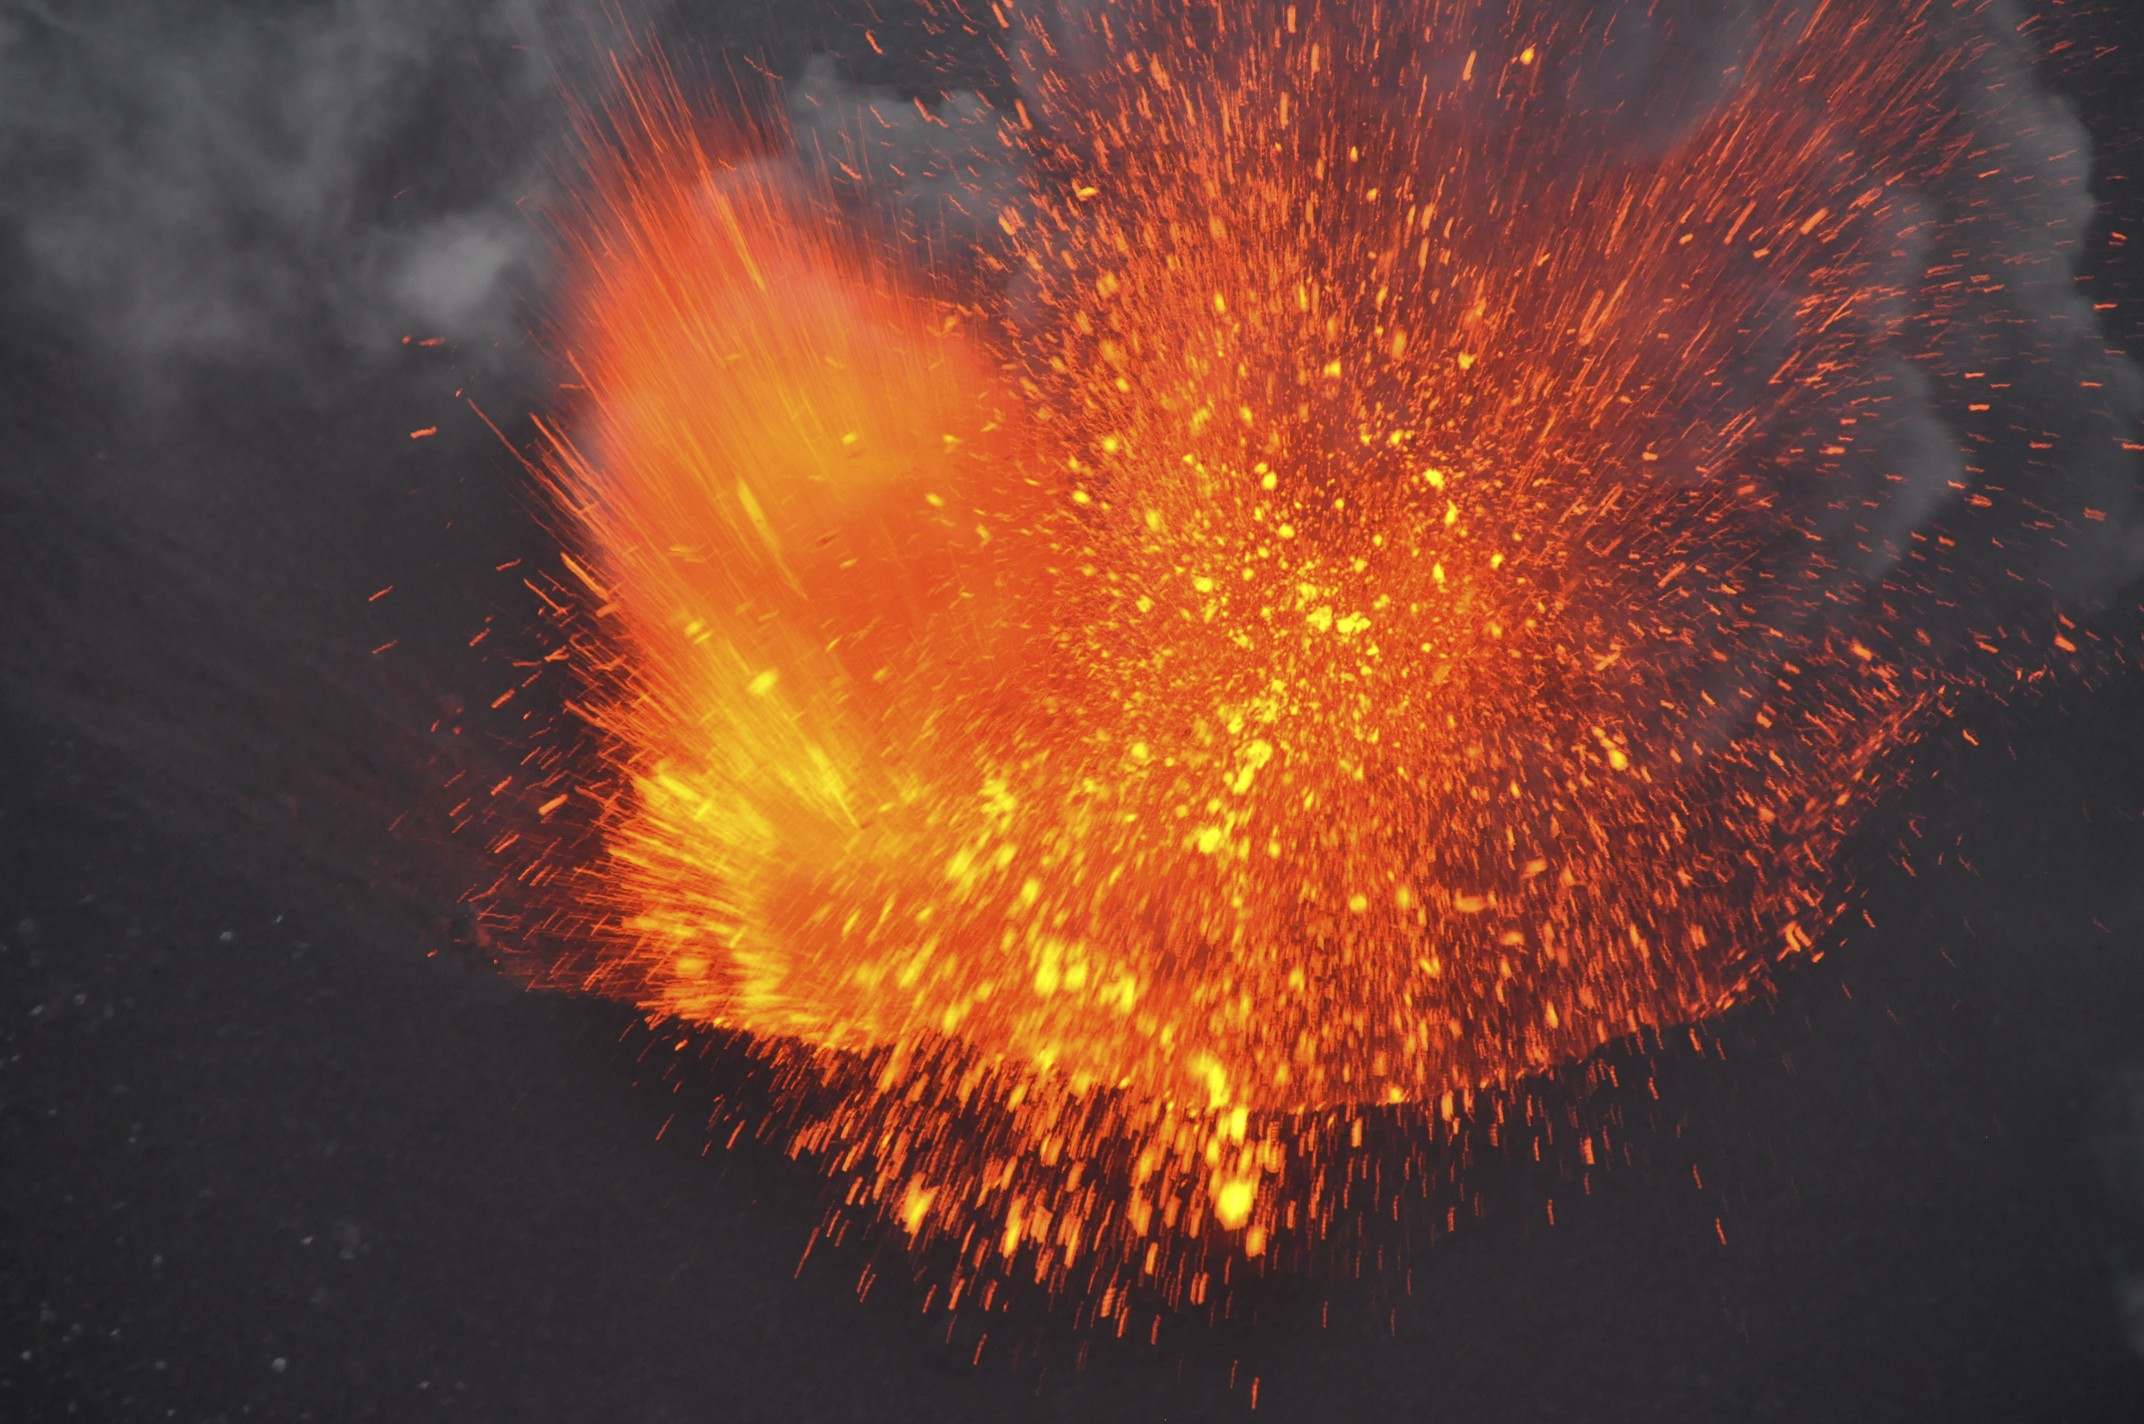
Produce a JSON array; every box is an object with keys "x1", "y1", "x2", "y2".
[{"x1": 478, "y1": 2, "x2": 2114, "y2": 1310}]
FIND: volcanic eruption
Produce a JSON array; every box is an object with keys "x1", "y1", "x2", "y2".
[{"x1": 473, "y1": 0, "x2": 2139, "y2": 1313}]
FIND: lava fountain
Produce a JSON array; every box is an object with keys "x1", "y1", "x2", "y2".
[{"x1": 477, "y1": 0, "x2": 2132, "y2": 1312}]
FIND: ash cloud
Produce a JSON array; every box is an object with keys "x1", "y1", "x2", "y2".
[
  {"x1": 1883, "y1": 0, "x2": 2143, "y2": 604},
  {"x1": 0, "y1": 0, "x2": 602, "y2": 384},
  {"x1": 0, "y1": 0, "x2": 651, "y2": 890},
  {"x1": 1536, "y1": 0, "x2": 2143, "y2": 607}
]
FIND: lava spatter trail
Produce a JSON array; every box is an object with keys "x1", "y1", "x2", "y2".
[{"x1": 468, "y1": 1, "x2": 2136, "y2": 1316}]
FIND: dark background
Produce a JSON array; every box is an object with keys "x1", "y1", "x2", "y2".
[{"x1": 5, "y1": 2, "x2": 2144, "y2": 1419}]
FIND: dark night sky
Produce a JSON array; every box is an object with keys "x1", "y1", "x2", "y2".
[{"x1": 4, "y1": 2, "x2": 2144, "y2": 1419}]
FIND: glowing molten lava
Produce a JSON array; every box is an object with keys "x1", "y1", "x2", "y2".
[{"x1": 488, "y1": 1, "x2": 2114, "y2": 1303}]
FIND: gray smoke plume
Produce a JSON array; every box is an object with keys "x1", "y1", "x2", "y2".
[
  {"x1": 0, "y1": 0, "x2": 657, "y2": 895},
  {"x1": 0, "y1": 1, "x2": 611, "y2": 386}
]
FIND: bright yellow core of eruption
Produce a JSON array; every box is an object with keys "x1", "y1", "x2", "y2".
[{"x1": 522, "y1": 10, "x2": 1959, "y2": 1274}]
